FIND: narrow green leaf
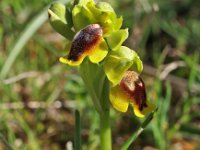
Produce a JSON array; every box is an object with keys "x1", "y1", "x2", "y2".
[
  {"x1": 74, "y1": 110, "x2": 82, "y2": 150},
  {"x1": 0, "y1": 0, "x2": 69, "y2": 79},
  {"x1": 0, "y1": 133, "x2": 13, "y2": 150},
  {"x1": 48, "y1": 2, "x2": 75, "y2": 39},
  {"x1": 79, "y1": 59, "x2": 103, "y2": 114},
  {"x1": 121, "y1": 108, "x2": 158, "y2": 150},
  {"x1": 180, "y1": 124, "x2": 200, "y2": 135},
  {"x1": 0, "y1": 8, "x2": 47, "y2": 79}
]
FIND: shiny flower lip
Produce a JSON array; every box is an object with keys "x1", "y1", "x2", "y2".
[
  {"x1": 109, "y1": 71, "x2": 155, "y2": 117},
  {"x1": 59, "y1": 24, "x2": 108, "y2": 66},
  {"x1": 68, "y1": 24, "x2": 102, "y2": 61},
  {"x1": 120, "y1": 71, "x2": 148, "y2": 111}
]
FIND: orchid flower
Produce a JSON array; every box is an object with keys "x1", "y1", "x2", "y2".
[{"x1": 48, "y1": 0, "x2": 156, "y2": 149}]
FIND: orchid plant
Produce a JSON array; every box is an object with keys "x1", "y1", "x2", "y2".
[{"x1": 48, "y1": 0, "x2": 156, "y2": 149}]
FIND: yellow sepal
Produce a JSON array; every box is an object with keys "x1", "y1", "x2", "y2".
[
  {"x1": 89, "y1": 39, "x2": 108, "y2": 63},
  {"x1": 109, "y1": 85, "x2": 129, "y2": 112}
]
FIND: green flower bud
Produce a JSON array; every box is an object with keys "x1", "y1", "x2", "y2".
[
  {"x1": 72, "y1": 0, "x2": 122, "y2": 34},
  {"x1": 72, "y1": 1, "x2": 96, "y2": 31},
  {"x1": 104, "y1": 46, "x2": 143, "y2": 86},
  {"x1": 48, "y1": 2, "x2": 75, "y2": 40},
  {"x1": 96, "y1": 2, "x2": 122, "y2": 35}
]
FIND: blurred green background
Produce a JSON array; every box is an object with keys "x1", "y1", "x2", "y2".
[{"x1": 0, "y1": 0, "x2": 200, "y2": 149}]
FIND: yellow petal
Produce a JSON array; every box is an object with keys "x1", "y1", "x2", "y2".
[
  {"x1": 59, "y1": 24, "x2": 109, "y2": 66},
  {"x1": 109, "y1": 85, "x2": 129, "y2": 112},
  {"x1": 59, "y1": 56, "x2": 85, "y2": 66},
  {"x1": 59, "y1": 39, "x2": 107, "y2": 66},
  {"x1": 131, "y1": 100, "x2": 155, "y2": 117},
  {"x1": 88, "y1": 39, "x2": 108, "y2": 63}
]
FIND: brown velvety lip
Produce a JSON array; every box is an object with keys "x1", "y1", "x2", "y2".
[
  {"x1": 120, "y1": 71, "x2": 148, "y2": 111},
  {"x1": 67, "y1": 24, "x2": 103, "y2": 61}
]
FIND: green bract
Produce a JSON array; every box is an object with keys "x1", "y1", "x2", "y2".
[
  {"x1": 72, "y1": 0, "x2": 122, "y2": 35},
  {"x1": 103, "y1": 46, "x2": 143, "y2": 86},
  {"x1": 48, "y1": 2, "x2": 74, "y2": 39}
]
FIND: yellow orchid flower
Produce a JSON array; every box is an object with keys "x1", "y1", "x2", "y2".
[
  {"x1": 59, "y1": 24, "x2": 108, "y2": 66},
  {"x1": 48, "y1": 0, "x2": 155, "y2": 118},
  {"x1": 109, "y1": 71, "x2": 155, "y2": 117},
  {"x1": 48, "y1": 0, "x2": 156, "y2": 149}
]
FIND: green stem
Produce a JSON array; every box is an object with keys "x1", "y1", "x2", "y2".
[
  {"x1": 99, "y1": 78, "x2": 112, "y2": 150},
  {"x1": 100, "y1": 110, "x2": 112, "y2": 150},
  {"x1": 79, "y1": 60, "x2": 112, "y2": 149}
]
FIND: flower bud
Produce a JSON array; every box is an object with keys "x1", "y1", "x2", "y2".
[
  {"x1": 48, "y1": 2, "x2": 74, "y2": 39},
  {"x1": 72, "y1": 0, "x2": 122, "y2": 34}
]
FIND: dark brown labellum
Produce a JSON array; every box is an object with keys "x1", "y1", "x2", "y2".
[
  {"x1": 67, "y1": 24, "x2": 102, "y2": 61},
  {"x1": 120, "y1": 71, "x2": 148, "y2": 111}
]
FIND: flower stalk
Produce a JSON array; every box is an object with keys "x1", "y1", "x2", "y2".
[
  {"x1": 80, "y1": 60, "x2": 112, "y2": 150},
  {"x1": 48, "y1": 0, "x2": 156, "y2": 149},
  {"x1": 99, "y1": 77, "x2": 112, "y2": 150},
  {"x1": 100, "y1": 111, "x2": 112, "y2": 150}
]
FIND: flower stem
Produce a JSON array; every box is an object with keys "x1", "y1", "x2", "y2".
[
  {"x1": 99, "y1": 78, "x2": 112, "y2": 150},
  {"x1": 80, "y1": 60, "x2": 112, "y2": 149},
  {"x1": 100, "y1": 110, "x2": 112, "y2": 150}
]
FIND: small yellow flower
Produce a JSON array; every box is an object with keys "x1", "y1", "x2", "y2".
[
  {"x1": 59, "y1": 24, "x2": 108, "y2": 66},
  {"x1": 109, "y1": 71, "x2": 155, "y2": 117}
]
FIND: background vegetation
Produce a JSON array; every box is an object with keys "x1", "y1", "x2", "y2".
[{"x1": 0, "y1": 0, "x2": 200, "y2": 149}]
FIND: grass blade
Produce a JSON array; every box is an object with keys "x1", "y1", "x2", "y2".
[
  {"x1": 74, "y1": 110, "x2": 82, "y2": 150},
  {"x1": 0, "y1": 0, "x2": 68, "y2": 79},
  {"x1": 121, "y1": 108, "x2": 158, "y2": 150},
  {"x1": 0, "y1": 8, "x2": 47, "y2": 79},
  {"x1": 0, "y1": 133, "x2": 13, "y2": 150}
]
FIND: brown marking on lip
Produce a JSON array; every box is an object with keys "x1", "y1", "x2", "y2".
[
  {"x1": 67, "y1": 24, "x2": 103, "y2": 61},
  {"x1": 120, "y1": 71, "x2": 148, "y2": 111}
]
